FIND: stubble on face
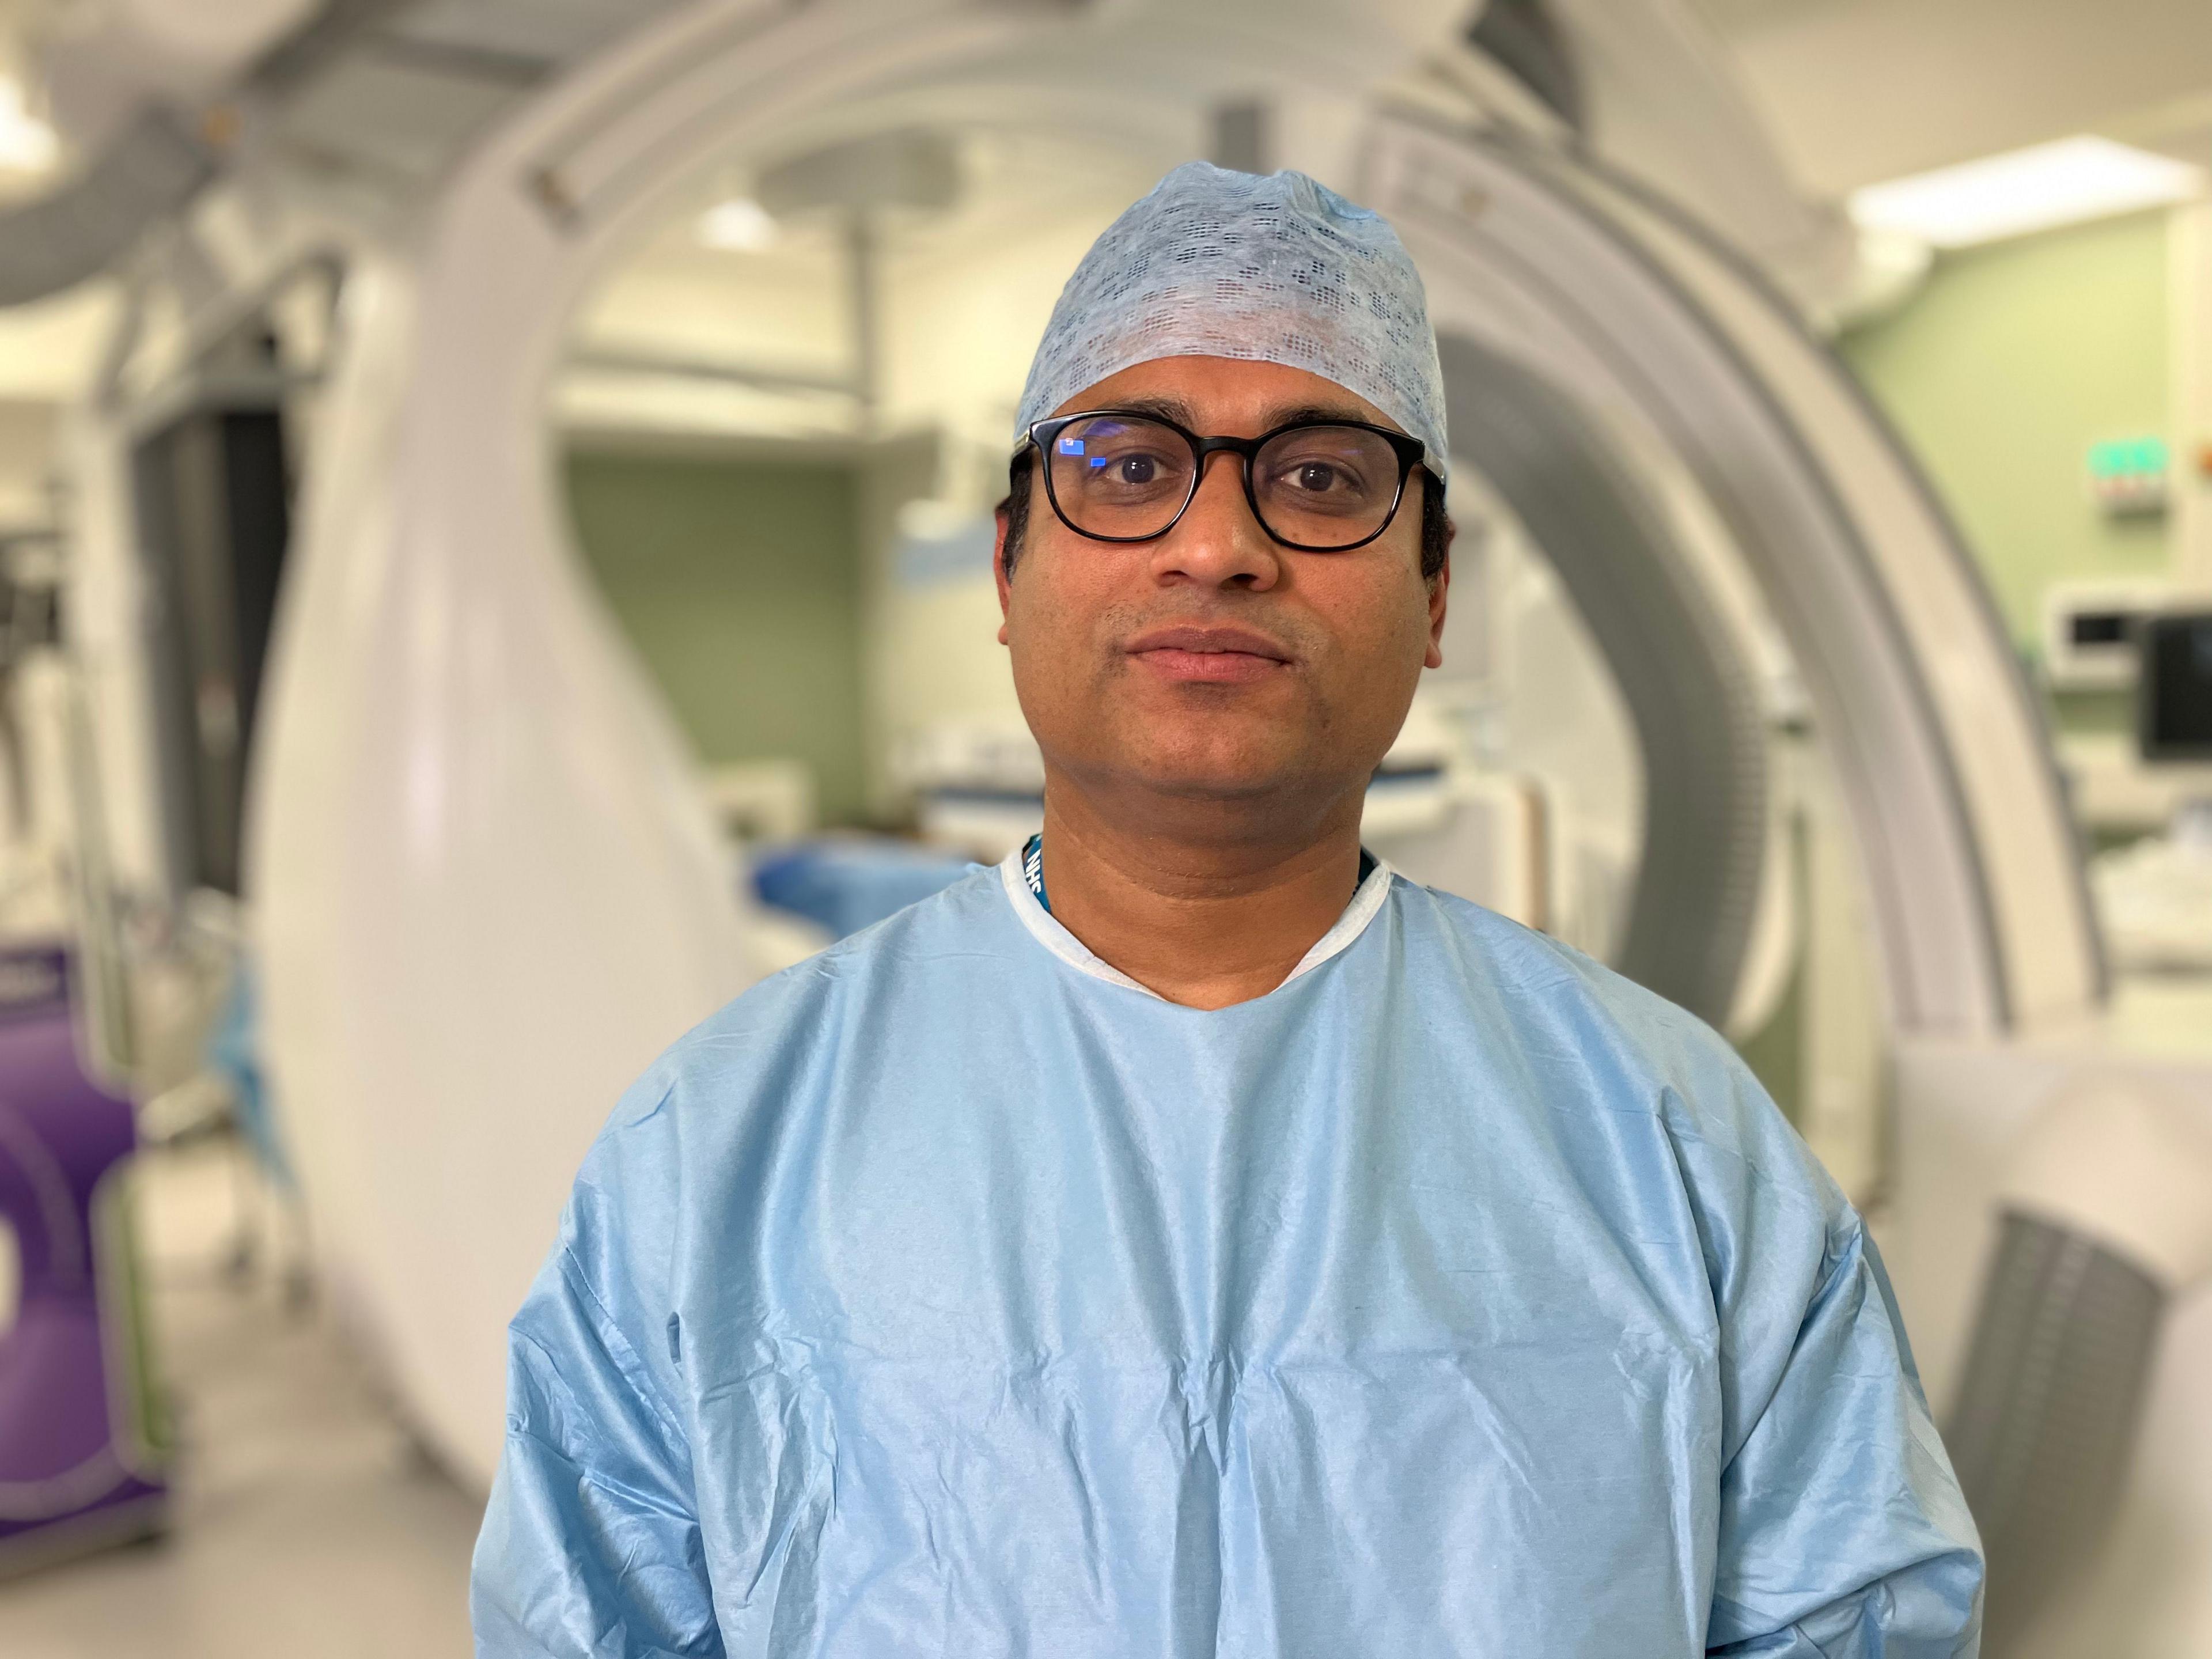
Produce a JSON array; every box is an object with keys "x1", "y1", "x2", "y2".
[{"x1": 1036, "y1": 592, "x2": 1339, "y2": 800}]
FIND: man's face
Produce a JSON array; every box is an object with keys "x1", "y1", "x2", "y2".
[{"x1": 995, "y1": 355, "x2": 1448, "y2": 818}]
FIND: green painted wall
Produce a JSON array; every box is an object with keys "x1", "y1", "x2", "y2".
[
  {"x1": 1841, "y1": 209, "x2": 2172, "y2": 655},
  {"x1": 564, "y1": 448, "x2": 869, "y2": 824}
]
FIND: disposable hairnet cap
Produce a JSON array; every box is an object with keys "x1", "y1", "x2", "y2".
[{"x1": 1015, "y1": 161, "x2": 1449, "y2": 483}]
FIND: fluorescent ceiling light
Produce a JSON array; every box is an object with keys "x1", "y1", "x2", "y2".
[
  {"x1": 697, "y1": 197, "x2": 777, "y2": 252},
  {"x1": 0, "y1": 77, "x2": 59, "y2": 174},
  {"x1": 1850, "y1": 136, "x2": 2204, "y2": 249}
]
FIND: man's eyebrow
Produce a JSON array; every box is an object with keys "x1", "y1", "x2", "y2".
[
  {"x1": 1082, "y1": 395, "x2": 1391, "y2": 431},
  {"x1": 1079, "y1": 396, "x2": 1389, "y2": 435},
  {"x1": 1267, "y1": 402, "x2": 1387, "y2": 429},
  {"x1": 1097, "y1": 393, "x2": 1199, "y2": 426}
]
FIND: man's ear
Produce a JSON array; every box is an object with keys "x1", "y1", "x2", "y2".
[
  {"x1": 994, "y1": 497, "x2": 1014, "y2": 645},
  {"x1": 1425, "y1": 523, "x2": 1452, "y2": 672}
]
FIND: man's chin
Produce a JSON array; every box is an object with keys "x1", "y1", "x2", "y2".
[
  {"x1": 1102, "y1": 739, "x2": 1322, "y2": 806},
  {"x1": 1035, "y1": 698, "x2": 1347, "y2": 809}
]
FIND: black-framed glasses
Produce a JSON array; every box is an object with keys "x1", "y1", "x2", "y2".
[{"x1": 1017, "y1": 409, "x2": 1429, "y2": 552}]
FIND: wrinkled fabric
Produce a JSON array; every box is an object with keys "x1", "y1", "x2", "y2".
[
  {"x1": 1014, "y1": 162, "x2": 1449, "y2": 479},
  {"x1": 472, "y1": 858, "x2": 1982, "y2": 1657}
]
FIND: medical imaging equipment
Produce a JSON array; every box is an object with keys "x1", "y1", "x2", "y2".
[{"x1": 3, "y1": 1, "x2": 2207, "y2": 1647}]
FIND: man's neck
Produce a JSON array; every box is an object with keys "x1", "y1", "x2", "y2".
[{"x1": 1034, "y1": 777, "x2": 1370, "y2": 1010}]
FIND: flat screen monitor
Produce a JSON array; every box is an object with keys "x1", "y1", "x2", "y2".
[{"x1": 2138, "y1": 611, "x2": 2212, "y2": 764}]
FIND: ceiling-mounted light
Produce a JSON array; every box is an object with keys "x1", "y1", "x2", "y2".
[
  {"x1": 1850, "y1": 136, "x2": 2205, "y2": 250},
  {"x1": 697, "y1": 197, "x2": 778, "y2": 252},
  {"x1": 0, "y1": 77, "x2": 59, "y2": 174}
]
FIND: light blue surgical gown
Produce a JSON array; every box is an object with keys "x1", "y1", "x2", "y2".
[{"x1": 472, "y1": 855, "x2": 1983, "y2": 1657}]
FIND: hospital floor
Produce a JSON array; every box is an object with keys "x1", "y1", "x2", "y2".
[{"x1": 0, "y1": 1142, "x2": 482, "y2": 1658}]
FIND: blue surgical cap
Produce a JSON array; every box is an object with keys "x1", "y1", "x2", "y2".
[{"x1": 1015, "y1": 161, "x2": 1448, "y2": 482}]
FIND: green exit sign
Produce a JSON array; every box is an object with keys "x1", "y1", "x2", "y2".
[{"x1": 2087, "y1": 435, "x2": 2169, "y2": 516}]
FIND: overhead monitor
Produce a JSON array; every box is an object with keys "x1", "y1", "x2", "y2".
[{"x1": 2138, "y1": 611, "x2": 2212, "y2": 764}]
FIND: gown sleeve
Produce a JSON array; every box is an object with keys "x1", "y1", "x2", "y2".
[
  {"x1": 1703, "y1": 1219, "x2": 1984, "y2": 1657},
  {"x1": 471, "y1": 1105, "x2": 724, "y2": 1659}
]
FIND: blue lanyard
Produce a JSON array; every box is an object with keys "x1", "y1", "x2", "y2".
[
  {"x1": 1022, "y1": 834, "x2": 1049, "y2": 912},
  {"x1": 1020, "y1": 834, "x2": 1374, "y2": 916}
]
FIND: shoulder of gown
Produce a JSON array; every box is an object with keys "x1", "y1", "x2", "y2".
[{"x1": 1388, "y1": 877, "x2": 1857, "y2": 1240}]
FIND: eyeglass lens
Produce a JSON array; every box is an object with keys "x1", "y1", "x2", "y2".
[{"x1": 1044, "y1": 415, "x2": 1404, "y2": 549}]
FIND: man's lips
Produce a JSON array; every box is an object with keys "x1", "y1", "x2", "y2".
[{"x1": 1123, "y1": 624, "x2": 1294, "y2": 685}]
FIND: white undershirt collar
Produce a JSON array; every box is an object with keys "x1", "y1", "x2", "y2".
[{"x1": 997, "y1": 846, "x2": 1395, "y2": 1003}]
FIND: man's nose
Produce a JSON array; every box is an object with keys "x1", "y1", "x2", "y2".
[{"x1": 1147, "y1": 452, "x2": 1282, "y2": 591}]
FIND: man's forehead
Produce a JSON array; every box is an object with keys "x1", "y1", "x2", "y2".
[{"x1": 1048, "y1": 355, "x2": 1399, "y2": 435}]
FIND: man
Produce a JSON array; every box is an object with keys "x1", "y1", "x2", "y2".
[{"x1": 472, "y1": 164, "x2": 1982, "y2": 1656}]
